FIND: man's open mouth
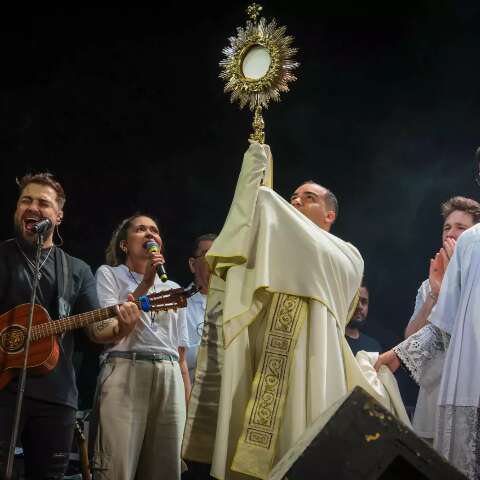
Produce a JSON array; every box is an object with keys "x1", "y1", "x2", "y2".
[{"x1": 23, "y1": 217, "x2": 40, "y2": 232}]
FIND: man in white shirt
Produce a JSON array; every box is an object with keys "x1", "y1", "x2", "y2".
[
  {"x1": 185, "y1": 233, "x2": 217, "y2": 383},
  {"x1": 404, "y1": 196, "x2": 480, "y2": 442},
  {"x1": 376, "y1": 150, "x2": 480, "y2": 478}
]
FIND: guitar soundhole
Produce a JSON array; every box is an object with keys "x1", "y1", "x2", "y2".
[{"x1": 0, "y1": 326, "x2": 26, "y2": 353}]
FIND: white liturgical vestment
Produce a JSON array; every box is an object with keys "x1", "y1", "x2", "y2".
[{"x1": 183, "y1": 142, "x2": 409, "y2": 479}]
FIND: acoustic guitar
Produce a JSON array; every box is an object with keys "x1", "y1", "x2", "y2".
[{"x1": 0, "y1": 286, "x2": 197, "y2": 390}]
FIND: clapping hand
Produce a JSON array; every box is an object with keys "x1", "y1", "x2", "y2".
[
  {"x1": 443, "y1": 237, "x2": 456, "y2": 266},
  {"x1": 429, "y1": 251, "x2": 445, "y2": 297},
  {"x1": 429, "y1": 238, "x2": 456, "y2": 297}
]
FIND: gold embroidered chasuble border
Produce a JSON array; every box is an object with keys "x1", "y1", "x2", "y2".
[{"x1": 231, "y1": 293, "x2": 307, "y2": 479}]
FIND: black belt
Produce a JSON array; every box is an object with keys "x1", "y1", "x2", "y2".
[{"x1": 107, "y1": 351, "x2": 178, "y2": 362}]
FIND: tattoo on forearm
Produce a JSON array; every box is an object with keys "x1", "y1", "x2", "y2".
[{"x1": 94, "y1": 319, "x2": 111, "y2": 332}]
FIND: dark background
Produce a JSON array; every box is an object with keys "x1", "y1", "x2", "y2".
[{"x1": 2, "y1": 2, "x2": 480, "y2": 407}]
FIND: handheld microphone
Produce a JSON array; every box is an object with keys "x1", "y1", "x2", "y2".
[
  {"x1": 144, "y1": 240, "x2": 168, "y2": 282},
  {"x1": 32, "y1": 218, "x2": 53, "y2": 234}
]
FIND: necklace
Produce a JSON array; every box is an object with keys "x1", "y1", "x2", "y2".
[
  {"x1": 127, "y1": 268, "x2": 157, "y2": 324},
  {"x1": 15, "y1": 240, "x2": 54, "y2": 281}
]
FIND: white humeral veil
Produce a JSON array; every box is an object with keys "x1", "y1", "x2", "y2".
[{"x1": 183, "y1": 142, "x2": 410, "y2": 480}]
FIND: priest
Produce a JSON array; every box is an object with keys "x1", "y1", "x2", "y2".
[{"x1": 183, "y1": 142, "x2": 408, "y2": 479}]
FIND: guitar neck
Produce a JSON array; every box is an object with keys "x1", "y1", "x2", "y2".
[
  {"x1": 27, "y1": 286, "x2": 194, "y2": 341},
  {"x1": 31, "y1": 303, "x2": 133, "y2": 341}
]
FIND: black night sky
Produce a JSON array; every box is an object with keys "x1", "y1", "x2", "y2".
[{"x1": 2, "y1": 2, "x2": 480, "y2": 405}]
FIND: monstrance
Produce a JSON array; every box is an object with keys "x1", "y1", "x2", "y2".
[{"x1": 219, "y1": 3, "x2": 299, "y2": 144}]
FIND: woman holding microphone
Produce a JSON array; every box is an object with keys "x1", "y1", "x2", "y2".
[{"x1": 92, "y1": 213, "x2": 190, "y2": 480}]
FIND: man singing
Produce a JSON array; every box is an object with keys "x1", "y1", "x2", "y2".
[{"x1": 0, "y1": 173, "x2": 139, "y2": 479}]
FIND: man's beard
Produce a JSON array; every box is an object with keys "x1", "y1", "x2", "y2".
[
  {"x1": 347, "y1": 317, "x2": 366, "y2": 330},
  {"x1": 13, "y1": 217, "x2": 51, "y2": 250},
  {"x1": 13, "y1": 218, "x2": 32, "y2": 247}
]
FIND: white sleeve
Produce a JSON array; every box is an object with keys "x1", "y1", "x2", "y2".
[
  {"x1": 176, "y1": 307, "x2": 190, "y2": 348},
  {"x1": 95, "y1": 265, "x2": 122, "y2": 308},
  {"x1": 407, "y1": 280, "x2": 429, "y2": 325},
  {"x1": 394, "y1": 323, "x2": 448, "y2": 385}
]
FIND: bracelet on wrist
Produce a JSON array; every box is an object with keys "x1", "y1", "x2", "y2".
[{"x1": 429, "y1": 291, "x2": 438, "y2": 302}]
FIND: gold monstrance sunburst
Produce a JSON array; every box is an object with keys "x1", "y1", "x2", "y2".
[{"x1": 220, "y1": 3, "x2": 299, "y2": 143}]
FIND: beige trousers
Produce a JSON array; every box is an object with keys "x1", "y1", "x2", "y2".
[{"x1": 92, "y1": 357, "x2": 186, "y2": 480}]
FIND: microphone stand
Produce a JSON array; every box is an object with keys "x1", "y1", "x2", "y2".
[{"x1": 5, "y1": 232, "x2": 45, "y2": 480}]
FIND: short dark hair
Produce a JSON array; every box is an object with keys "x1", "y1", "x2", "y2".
[
  {"x1": 302, "y1": 180, "x2": 339, "y2": 218},
  {"x1": 17, "y1": 172, "x2": 66, "y2": 208},
  {"x1": 441, "y1": 196, "x2": 480, "y2": 224},
  {"x1": 106, "y1": 212, "x2": 160, "y2": 266},
  {"x1": 191, "y1": 233, "x2": 217, "y2": 257}
]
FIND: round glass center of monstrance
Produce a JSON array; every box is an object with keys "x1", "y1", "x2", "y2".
[{"x1": 242, "y1": 45, "x2": 272, "y2": 79}]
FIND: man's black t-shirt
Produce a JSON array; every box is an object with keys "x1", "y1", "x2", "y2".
[
  {"x1": 346, "y1": 332, "x2": 382, "y2": 356},
  {"x1": 0, "y1": 238, "x2": 99, "y2": 408}
]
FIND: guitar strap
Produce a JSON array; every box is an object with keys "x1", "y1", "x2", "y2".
[{"x1": 55, "y1": 247, "x2": 72, "y2": 320}]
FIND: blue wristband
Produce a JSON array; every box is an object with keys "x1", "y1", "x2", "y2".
[{"x1": 138, "y1": 295, "x2": 151, "y2": 312}]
